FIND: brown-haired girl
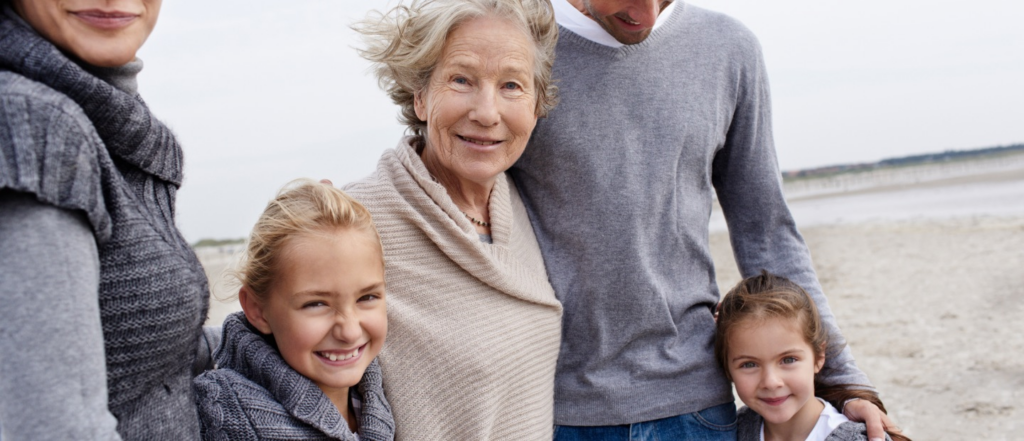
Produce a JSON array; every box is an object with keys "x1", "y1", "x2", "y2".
[
  {"x1": 715, "y1": 271, "x2": 909, "y2": 441},
  {"x1": 194, "y1": 179, "x2": 394, "y2": 440}
]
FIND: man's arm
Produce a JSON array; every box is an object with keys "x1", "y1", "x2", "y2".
[
  {"x1": 711, "y1": 40, "x2": 870, "y2": 387},
  {"x1": 0, "y1": 191, "x2": 121, "y2": 440},
  {"x1": 710, "y1": 34, "x2": 897, "y2": 440}
]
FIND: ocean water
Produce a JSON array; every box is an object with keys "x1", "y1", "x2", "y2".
[{"x1": 709, "y1": 169, "x2": 1024, "y2": 232}]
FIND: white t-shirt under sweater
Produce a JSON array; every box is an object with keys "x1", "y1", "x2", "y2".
[
  {"x1": 759, "y1": 399, "x2": 851, "y2": 441},
  {"x1": 551, "y1": 0, "x2": 678, "y2": 48}
]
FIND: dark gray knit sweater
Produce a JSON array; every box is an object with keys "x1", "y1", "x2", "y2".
[
  {"x1": 0, "y1": 6, "x2": 208, "y2": 440},
  {"x1": 194, "y1": 312, "x2": 395, "y2": 441},
  {"x1": 736, "y1": 406, "x2": 890, "y2": 441}
]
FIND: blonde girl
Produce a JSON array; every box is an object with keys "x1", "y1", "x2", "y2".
[
  {"x1": 715, "y1": 271, "x2": 908, "y2": 441},
  {"x1": 194, "y1": 180, "x2": 394, "y2": 440}
]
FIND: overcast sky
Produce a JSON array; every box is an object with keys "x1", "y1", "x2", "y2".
[{"x1": 135, "y1": 0, "x2": 1024, "y2": 241}]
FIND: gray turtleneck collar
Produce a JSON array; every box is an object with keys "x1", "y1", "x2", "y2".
[{"x1": 82, "y1": 59, "x2": 143, "y2": 95}]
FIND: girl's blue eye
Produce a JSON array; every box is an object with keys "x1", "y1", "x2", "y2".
[
  {"x1": 740, "y1": 361, "x2": 756, "y2": 369},
  {"x1": 782, "y1": 356, "x2": 797, "y2": 364}
]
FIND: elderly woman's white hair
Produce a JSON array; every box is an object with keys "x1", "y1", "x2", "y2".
[{"x1": 354, "y1": 0, "x2": 558, "y2": 138}]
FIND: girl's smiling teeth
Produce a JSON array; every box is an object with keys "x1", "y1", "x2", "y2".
[{"x1": 316, "y1": 345, "x2": 364, "y2": 362}]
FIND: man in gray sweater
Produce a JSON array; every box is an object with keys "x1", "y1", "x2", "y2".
[{"x1": 509, "y1": 1, "x2": 894, "y2": 440}]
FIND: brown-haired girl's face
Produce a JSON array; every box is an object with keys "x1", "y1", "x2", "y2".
[
  {"x1": 726, "y1": 317, "x2": 824, "y2": 434},
  {"x1": 12, "y1": 0, "x2": 162, "y2": 67}
]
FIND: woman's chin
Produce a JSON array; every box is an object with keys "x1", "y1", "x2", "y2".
[
  {"x1": 451, "y1": 162, "x2": 513, "y2": 185},
  {"x1": 68, "y1": 42, "x2": 141, "y2": 67},
  {"x1": 452, "y1": 147, "x2": 525, "y2": 182}
]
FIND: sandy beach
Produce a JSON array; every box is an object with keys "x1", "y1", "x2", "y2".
[
  {"x1": 708, "y1": 155, "x2": 1024, "y2": 440},
  {"x1": 200, "y1": 155, "x2": 1024, "y2": 440},
  {"x1": 710, "y1": 216, "x2": 1024, "y2": 440}
]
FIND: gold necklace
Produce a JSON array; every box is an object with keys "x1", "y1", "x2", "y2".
[
  {"x1": 462, "y1": 212, "x2": 491, "y2": 227},
  {"x1": 428, "y1": 173, "x2": 491, "y2": 228}
]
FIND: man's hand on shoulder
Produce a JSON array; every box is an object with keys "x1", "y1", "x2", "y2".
[{"x1": 844, "y1": 399, "x2": 901, "y2": 441}]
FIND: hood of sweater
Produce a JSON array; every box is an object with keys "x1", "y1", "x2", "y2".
[
  {"x1": 0, "y1": 5, "x2": 183, "y2": 185},
  {"x1": 215, "y1": 312, "x2": 395, "y2": 440}
]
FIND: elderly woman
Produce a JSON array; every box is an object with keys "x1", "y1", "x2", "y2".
[
  {"x1": 0, "y1": 0, "x2": 208, "y2": 439},
  {"x1": 347, "y1": 0, "x2": 561, "y2": 438}
]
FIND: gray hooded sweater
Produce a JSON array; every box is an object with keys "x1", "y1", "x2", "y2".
[{"x1": 193, "y1": 312, "x2": 395, "y2": 441}]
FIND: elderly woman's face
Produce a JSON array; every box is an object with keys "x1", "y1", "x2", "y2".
[
  {"x1": 12, "y1": 0, "x2": 162, "y2": 67},
  {"x1": 414, "y1": 15, "x2": 537, "y2": 185}
]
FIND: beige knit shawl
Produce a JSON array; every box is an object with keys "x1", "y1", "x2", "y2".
[{"x1": 344, "y1": 139, "x2": 563, "y2": 440}]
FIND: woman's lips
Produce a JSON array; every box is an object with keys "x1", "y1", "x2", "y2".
[
  {"x1": 457, "y1": 135, "x2": 503, "y2": 151},
  {"x1": 458, "y1": 135, "x2": 501, "y2": 145},
  {"x1": 71, "y1": 10, "x2": 140, "y2": 30}
]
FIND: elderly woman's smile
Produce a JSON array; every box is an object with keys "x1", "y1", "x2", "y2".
[
  {"x1": 456, "y1": 135, "x2": 502, "y2": 148},
  {"x1": 414, "y1": 15, "x2": 538, "y2": 188}
]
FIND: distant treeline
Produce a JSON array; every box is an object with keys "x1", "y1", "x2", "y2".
[
  {"x1": 193, "y1": 238, "x2": 245, "y2": 248},
  {"x1": 783, "y1": 143, "x2": 1024, "y2": 180}
]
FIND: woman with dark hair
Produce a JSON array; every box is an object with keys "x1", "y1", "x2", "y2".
[{"x1": 0, "y1": 0, "x2": 209, "y2": 439}]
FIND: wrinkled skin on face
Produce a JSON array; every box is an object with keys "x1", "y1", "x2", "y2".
[{"x1": 414, "y1": 15, "x2": 538, "y2": 196}]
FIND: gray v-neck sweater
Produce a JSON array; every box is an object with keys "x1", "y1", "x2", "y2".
[{"x1": 511, "y1": 2, "x2": 871, "y2": 426}]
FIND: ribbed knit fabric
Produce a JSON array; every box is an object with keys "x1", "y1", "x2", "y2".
[
  {"x1": 510, "y1": 2, "x2": 871, "y2": 426},
  {"x1": 193, "y1": 312, "x2": 395, "y2": 441},
  {"x1": 736, "y1": 406, "x2": 888, "y2": 441},
  {"x1": 0, "y1": 7, "x2": 208, "y2": 439},
  {"x1": 344, "y1": 139, "x2": 563, "y2": 440}
]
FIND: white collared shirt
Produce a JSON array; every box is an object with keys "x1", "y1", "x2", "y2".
[
  {"x1": 759, "y1": 398, "x2": 851, "y2": 441},
  {"x1": 551, "y1": 0, "x2": 679, "y2": 48}
]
